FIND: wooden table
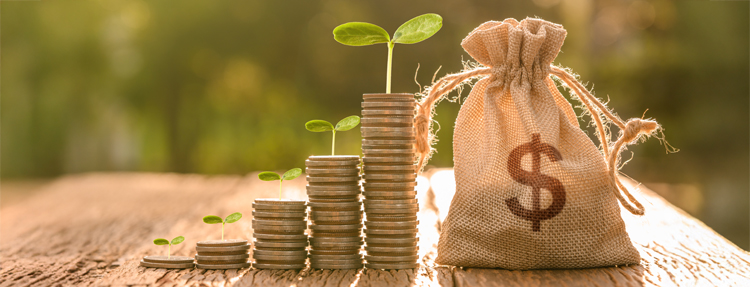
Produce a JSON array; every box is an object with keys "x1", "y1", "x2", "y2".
[{"x1": 1, "y1": 170, "x2": 748, "y2": 286}]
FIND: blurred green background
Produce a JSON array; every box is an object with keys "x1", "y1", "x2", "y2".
[{"x1": 2, "y1": 0, "x2": 748, "y2": 249}]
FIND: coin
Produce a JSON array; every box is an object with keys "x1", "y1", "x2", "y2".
[
  {"x1": 363, "y1": 191, "x2": 417, "y2": 198},
  {"x1": 362, "y1": 102, "x2": 416, "y2": 109},
  {"x1": 309, "y1": 236, "x2": 363, "y2": 243},
  {"x1": 363, "y1": 181, "x2": 417, "y2": 188},
  {"x1": 140, "y1": 260, "x2": 195, "y2": 269},
  {"x1": 365, "y1": 246, "x2": 419, "y2": 254},
  {"x1": 253, "y1": 254, "x2": 308, "y2": 261},
  {"x1": 308, "y1": 201, "x2": 361, "y2": 209},
  {"x1": 310, "y1": 210, "x2": 363, "y2": 217},
  {"x1": 252, "y1": 241, "x2": 308, "y2": 249},
  {"x1": 365, "y1": 199, "x2": 417, "y2": 205},
  {"x1": 252, "y1": 263, "x2": 306, "y2": 270},
  {"x1": 252, "y1": 211, "x2": 307, "y2": 218},
  {"x1": 309, "y1": 249, "x2": 360, "y2": 255},
  {"x1": 364, "y1": 237, "x2": 418, "y2": 245},
  {"x1": 365, "y1": 215, "x2": 418, "y2": 222},
  {"x1": 306, "y1": 176, "x2": 361, "y2": 183},
  {"x1": 362, "y1": 156, "x2": 416, "y2": 164},
  {"x1": 365, "y1": 255, "x2": 419, "y2": 262},
  {"x1": 252, "y1": 226, "x2": 307, "y2": 233},
  {"x1": 308, "y1": 155, "x2": 361, "y2": 161},
  {"x1": 310, "y1": 241, "x2": 363, "y2": 249},
  {"x1": 254, "y1": 198, "x2": 307, "y2": 205},
  {"x1": 142, "y1": 256, "x2": 195, "y2": 264},
  {"x1": 197, "y1": 251, "x2": 249, "y2": 256},
  {"x1": 195, "y1": 244, "x2": 250, "y2": 253},
  {"x1": 361, "y1": 117, "x2": 414, "y2": 124},
  {"x1": 364, "y1": 229, "x2": 418, "y2": 236},
  {"x1": 365, "y1": 220, "x2": 418, "y2": 228},
  {"x1": 252, "y1": 203, "x2": 307, "y2": 211},
  {"x1": 252, "y1": 219, "x2": 307, "y2": 226},
  {"x1": 197, "y1": 259, "x2": 249, "y2": 265},
  {"x1": 252, "y1": 233, "x2": 308, "y2": 241},
  {"x1": 306, "y1": 168, "x2": 359, "y2": 176},
  {"x1": 195, "y1": 254, "x2": 249, "y2": 261},
  {"x1": 308, "y1": 197, "x2": 359, "y2": 203},
  {"x1": 306, "y1": 184, "x2": 361, "y2": 191},
  {"x1": 365, "y1": 262, "x2": 419, "y2": 270},
  {"x1": 362, "y1": 148, "x2": 415, "y2": 154},
  {"x1": 310, "y1": 224, "x2": 362, "y2": 232},
  {"x1": 364, "y1": 203, "x2": 418, "y2": 209},
  {"x1": 309, "y1": 253, "x2": 362, "y2": 260},
  {"x1": 252, "y1": 249, "x2": 308, "y2": 256},
  {"x1": 363, "y1": 93, "x2": 414, "y2": 99},
  {"x1": 196, "y1": 262, "x2": 250, "y2": 269},
  {"x1": 310, "y1": 262, "x2": 363, "y2": 270},
  {"x1": 310, "y1": 214, "x2": 362, "y2": 221},
  {"x1": 363, "y1": 174, "x2": 418, "y2": 181},
  {"x1": 362, "y1": 109, "x2": 416, "y2": 116},
  {"x1": 305, "y1": 160, "x2": 360, "y2": 167},
  {"x1": 362, "y1": 139, "x2": 416, "y2": 145},
  {"x1": 309, "y1": 231, "x2": 361, "y2": 238},
  {"x1": 363, "y1": 207, "x2": 419, "y2": 214}
]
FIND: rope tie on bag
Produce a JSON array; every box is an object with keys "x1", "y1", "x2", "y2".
[{"x1": 550, "y1": 66, "x2": 656, "y2": 215}]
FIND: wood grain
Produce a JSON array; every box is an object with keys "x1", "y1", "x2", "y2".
[{"x1": 1, "y1": 171, "x2": 748, "y2": 286}]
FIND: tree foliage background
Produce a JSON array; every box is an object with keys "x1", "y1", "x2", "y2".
[{"x1": 2, "y1": 0, "x2": 748, "y2": 249}]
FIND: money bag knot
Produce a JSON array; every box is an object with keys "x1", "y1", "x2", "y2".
[
  {"x1": 489, "y1": 65, "x2": 507, "y2": 82},
  {"x1": 622, "y1": 118, "x2": 658, "y2": 144}
]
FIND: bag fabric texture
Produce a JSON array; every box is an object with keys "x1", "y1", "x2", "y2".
[{"x1": 414, "y1": 18, "x2": 662, "y2": 269}]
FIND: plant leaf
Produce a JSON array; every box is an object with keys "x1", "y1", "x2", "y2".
[
  {"x1": 282, "y1": 168, "x2": 302, "y2": 181},
  {"x1": 335, "y1": 115, "x2": 360, "y2": 131},
  {"x1": 393, "y1": 13, "x2": 442, "y2": 44},
  {"x1": 258, "y1": 172, "x2": 281, "y2": 181},
  {"x1": 333, "y1": 22, "x2": 390, "y2": 46},
  {"x1": 171, "y1": 236, "x2": 185, "y2": 245},
  {"x1": 202, "y1": 215, "x2": 223, "y2": 224},
  {"x1": 224, "y1": 212, "x2": 242, "y2": 223},
  {"x1": 153, "y1": 238, "x2": 169, "y2": 245},
  {"x1": 305, "y1": 120, "x2": 334, "y2": 132}
]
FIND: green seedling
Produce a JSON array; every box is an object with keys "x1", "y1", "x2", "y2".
[
  {"x1": 305, "y1": 115, "x2": 360, "y2": 155},
  {"x1": 333, "y1": 13, "x2": 442, "y2": 93},
  {"x1": 258, "y1": 168, "x2": 302, "y2": 200},
  {"x1": 203, "y1": 212, "x2": 242, "y2": 241},
  {"x1": 153, "y1": 236, "x2": 184, "y2": 259}
]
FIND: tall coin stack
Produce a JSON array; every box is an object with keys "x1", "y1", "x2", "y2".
[
  {"x1": 195, "y1": 239, "x2": 250, "y2": 269},
  {"x1": 360, "y1": 93, "x2": 420, "y2": 270},
  {"x1": 306, "y1": 155, "x2": 364, "y2": 269},
  {"x1": 251, "y1": 199, "x2": 309, "y2": 270}
]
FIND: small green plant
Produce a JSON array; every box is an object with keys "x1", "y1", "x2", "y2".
[
  {"x1": 305, "y1": 115, "x2": 360, "y2": 155},
  {"x1": 203, "y1": 212, "x2": 242, "y2": 241},
  {"x1": 153, "y1": 236, "x2": 184, "y2": 259},
  {"x1": 258, "y1": 168, "x2": 302, "y2": 199},
  {"x1": 333, "y1": 13, "x2": 442, "y2": 93}
]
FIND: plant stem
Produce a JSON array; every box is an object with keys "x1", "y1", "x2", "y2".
[
  {"x1": 221, "y1": 222, "x2": 225, "y2": 241},
  {"x1": 331, "y1": 131, "x2": 336, "y2": 156},
  {"x1": 279, "y1": 180, "x2": 283, "y2": 200},
  {"x1": 386, "y1": 41, "x2": 394, "y2": 94},
  {"x1": 168, "y1": 244, "x2": 171, "y2": 259}
]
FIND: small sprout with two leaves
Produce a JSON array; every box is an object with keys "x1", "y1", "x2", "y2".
[
  {"x1": 203, "y1": 212, "x2": 242, "y2": 241},
  {"x1": 153, "y1": 236, "x2": 184, "y2": 259},
  {"x1": 333, "y1": 13, "x2": 442, "y2": 93},
  {"x1": 305, "y1": 115, "x2": 360, "y2": 156},
  {"x1": 258, "y1": 168, "x2": 302, "y2": 200}
]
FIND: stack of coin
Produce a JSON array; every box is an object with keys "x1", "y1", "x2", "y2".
[
  {"x1": 306, "y1": 155, "x2": 364, "y2": 269},
  {"x1": 140, "y1": 255, "x2": 195, "y2": 269},
  {"x1": 195, "y1": 239, "x2": 250, "y2": 269},
  {"x1": 251, "y1": 198, "x2": 308, "y2": 269},
  {"x1": 361, "y1": 93, "x2": 420, "y2": 270}
]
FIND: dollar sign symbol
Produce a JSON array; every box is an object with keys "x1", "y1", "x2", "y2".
[{"x1": 505, "y1": 133, "x2": 566, "y2": 232}]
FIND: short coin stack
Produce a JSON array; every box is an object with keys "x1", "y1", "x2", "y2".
[
  {"x1": 360, "y1": 93, "x2": 420, "y2": 270},
  {"x1": 195, "y1": 239, "x2": 250, "y2": 269},
  {"x1": 306, "y1": 155, "x2": 364, "y2": 269},
  {"x1": 140, "y1": 256, "x2": 195, "y2": 269},
  {"x1": 251, "y1": 199, "x2": 309, "y2": 269}
]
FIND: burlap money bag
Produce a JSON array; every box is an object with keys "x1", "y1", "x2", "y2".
[{"x1": 414, "y1": 18, "x2": 664, "y2": 269}]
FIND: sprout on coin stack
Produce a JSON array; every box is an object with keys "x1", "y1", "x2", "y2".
[
  {"x1": 195, "y1": 213, "x2": 251, "y2": 269},
  {"x1": 360, "y1": 93, "x2": 421, "y2": 270},
  {"x1": 252, "y1": 169, "x2": 309, "y2": 270},
  {"x1": 140, "y1": 236, "x2": 195, "y2": 269},
  {"x1": 304, "y1": 116, "x2": 365, "y2": 269}
]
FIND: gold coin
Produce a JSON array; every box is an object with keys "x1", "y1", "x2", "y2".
[
  {"x1": 309, "y1": 236, "x2": 363, "y2": 243},
  {"x1": 306, "y1": 176, "x2": 360, "y2": 183},
  {"x1": 309, "y1": 231, "x2": 361, "y2": 238},
  {"x1": 310, "y1": 210, "x2": 363, "y2": 217},
  {"x1": 362, "y1": 156, "x2": 416, "y2": 164},
  {"x1": 252, "y1": 233, "x2": 308, "y2": 241},
  {"x1": 363, "y1": 181, "x2": 417, "y2": 188},
  {"x1": 306, "y1": 184, "x2": 361, "y2": 192},
  {"x1": 254, "y1": 198, "x2": 306, "y2": 205},
  {"x1": 362, "y1": 148, "x2": 415, "y2": 155},
  {"x1": 140, "y1": 260, "x2": 194, "y2": 269},
  {"x1": 196, "y1": 239, "x2": 248, "y2": 247},
  {"x1": 142, "y1": 256, "x2": 194, "y2": 264},
  {"x1": 305, "y1": 159, "x2": 360, "y2": 167},
  {"x1": 305, "y1": 167, "x2": 360, "y2": 176},
  {"x1": 362, "y1": 93, "x2": 414, "y2": 100},
  {"x1": 365, "y1": 220, "x2": 418, "y2": 229},
  {"x1": 365, "y1": 262, "x2": 419, "y2": 270},
  {"x1": 252, "y1": 203, "x2": 307, "y2": 211},
  {"x1": 309, "y1": 224, "x2": 362, "y2": 232},
  {"x1": 252, "y1": 241, "x2": 308, "y2": 249},
  {"x1": 252, "y1": 219, "x2": 307, "y2": 226},
  {"x1": 365, "y1": 246, "x2": 419, "y2": 254},
  {"x1": 308, "y1": 155, "x2": 360, "y2": 161},
  {"x1": 362, "y1": 109, "x2": 415, "y2": 116},
  {"x1": 362, "y1": 102, "x2": 416, "y2": 109},
  {"x1": 365, "y1": 215, "x2": 418, "y2": 222},
  {"x1": 364, "y1": 203, "x2": 418, "y2": 209},
  {"x1": 364, "y1": 237, "x2": 418, "y2": 245},
  {"x1": 362, "y1": 139, "x2": 416, "y2": 145},
  {"x1": 361, "y1": 117, "x2": 414, "y2": 124},
  {"x1": 364, "y1": 228, "x2": 418, "y2": 236},
  {"x1": 253, "y1": 254, "x2": 308, "y2": 261},
  {"x1": 363, "y1": 174, "x2": 418, "y2": 181},
  {"x1": 310, "y1": 241, "x2": 363, "y2": 249},
  {"x1": 309, "y1": 249, "x2": 360, "y2": 255},
  {"x1": 365, "y1": 255, "x2": 419, "y2": 263},
  {"x1": 365, "y1": 199, "x2": 417, "y2": 205},
  {"x1": 363, "y1": 207, "x2": 419, "y2": 214},
  {"x1": 196, "y1": 259, "x2": 249, "y2": 265},
  {"x1": 308, "y1": 201, "x2": 361, "y2": 209},
  {"x1": 196, "y1": 262, "x2": 250, "y2": 269},
  {"x1": 252, "y1": 211, "x2": 307, "y2": 219}
]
